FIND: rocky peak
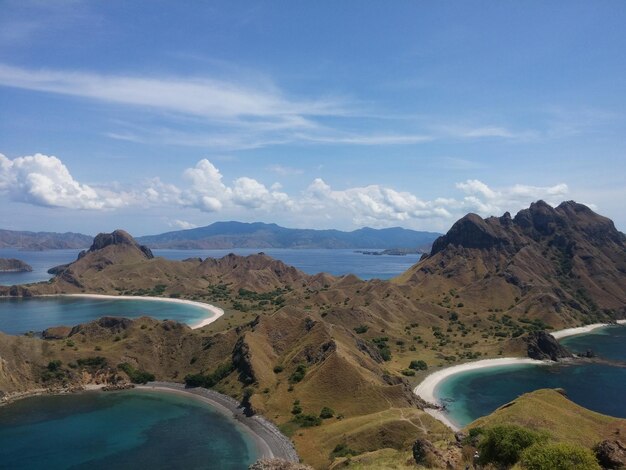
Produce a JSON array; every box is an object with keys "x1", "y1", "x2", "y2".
[
  {"x1": 89, "y1": 230, "x2": 154, "y2": 259},
  {"x1": 430, "y1": 213, "x2": 507, "y2": 255},
  {"x1": 525, "y1": 331, "x2": 573, "y2": 361}
]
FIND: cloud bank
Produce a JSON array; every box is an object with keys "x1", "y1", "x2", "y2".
[{"x1": 0, "y1": 153, "x2": 569, "y2": 228}]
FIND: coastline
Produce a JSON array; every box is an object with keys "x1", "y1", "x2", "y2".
[
  {"x1": 551, "y1": 319, "x2": 626, "y2": 339},
  {"x1": 413, "y1": 320, "x2": 626, "y2": 430},
  {"x1": 42, "y1": 293, "x2": 224, "y2": 329},
  {"x1": 414, "y1": 358, "x2": 546, "y2": 431},
  {"x1": 136, "y1": 382, "x2": 299, "y2": 463}
]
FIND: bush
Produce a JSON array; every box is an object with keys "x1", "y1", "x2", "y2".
[
  {"x1": 184, "y1": 362, "x2": 234, "y2": 388},
  {"x1": 401, "y1": 369, "x2": 416, "y2": 376},
  {"x1": 289, "y1": 364, "x2": 307, "y2": 384},
  {"x1": 291, "y1": 400, "x2": 302, "y2": 415},
  {"x1": 293, "y1": 413, "x2": 321, "y2": 427},
  {"x1": 353, "y1": 325, "x2": 368, "y2": 334},
  {"x1": 47, "y1": 360, "x2": 62, "y2": 371},
  {"x1": 319, "y1": 407, "x2": 334, "y2": 419},
  {"x1": 331, "y1": 443, "x2": 357, "y2": 458},
  {"x1": 478, "y1": 425, "x2": 547, "y2": 467},
  {"x1": 409, "y1": 360, "x2": 428, "y2": 371},
  {"x1": 273, "y1": 365, "x2": 284, "y2": 373},
  {"x1": 520, "y1": 442, "x2": 601, "y2": 470},
  {"x1": 118, "y1": 363, "x2": 155, "y2": 384}
]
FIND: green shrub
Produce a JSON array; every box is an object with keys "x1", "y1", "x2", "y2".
[
  {"x1": 289, "y1": 364, "x2": 307, "y2": 384},
  {"x1": 291, "y1": 400, "x2": 302, "y2": 415},
  {"x1": 478, "y1": 425, "x2": 547, "y2": 467},
  {"x1": 47, "y1": 360, "x2": 62, "y2": 371},
  {"x1": 118, "y1": 363, "x2": 155, "y2": 384},
  {"x1": 401, "y1": 369, "x2": 416, "y2": 376},
  {"x1": 353, "y1": 325, "x2": 369, "y2": 334},
  {"x1": 520, "y1": 442, "x2": 601, "y2": 470},
  {"x1": 319, "y1": 407, "x2": 334, "y2": 419},
  {"x1": 273, "y1": 365, "x2": 284, "y2": 373},
  {"x1": 409, "y1": 360, "x2": 428, "y2": 371},
  {"x1": 184, "y1": 362, "x2": 234, "y2": 388},
  {"x1": 293, "y1": 413, "x2": 321, "y2": 427},
  {"x1": 331, "y1": 443, "x2": 358, "y2": 458}
]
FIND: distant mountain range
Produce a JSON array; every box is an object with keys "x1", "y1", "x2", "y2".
[
  {"x1": 0, "y1": 229, "x2": 93, "y2": 250},
  {"x1": 135, "y1": 221, "x2": 441, "y2": 250}
]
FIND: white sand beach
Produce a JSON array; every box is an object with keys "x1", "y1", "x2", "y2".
[
  {"x1": 551, "y1": 319, "x2": 626, "y2": 339},
  {"x1": 414, "y1": 319, "x2": 626, "y2": 430},
  {"x1": 54, "y1": 294, "x2": 224, "y2": 329}
]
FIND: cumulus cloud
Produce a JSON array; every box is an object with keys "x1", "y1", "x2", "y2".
[
  {"x1": 0, "y1": 153, "x2": 126, "y2": 210},
  {"x1": 0, "y1": 152, "x2": 571, "y2": 229}
]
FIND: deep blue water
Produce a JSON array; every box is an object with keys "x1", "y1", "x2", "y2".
[
  {"x1": 0, "y1": 390, "x2": 257, "y2": 469},
  {"x1": 0, "y1": 248, "x2": 422, "y2": 286},
  {"x1": 436, "y1": 325, "x2": 626, "y2": 428},
  {"x1": 0, "y1": 297, "x2": 213, "y2": 334}
]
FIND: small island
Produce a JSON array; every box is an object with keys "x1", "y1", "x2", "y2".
[{"x1": 0, "y1": 258, "x2": 33, "y2": 273}]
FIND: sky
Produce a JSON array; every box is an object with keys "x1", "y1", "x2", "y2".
[{"x1": 1, "y1": 1, "x2": 625, "y2": 236}]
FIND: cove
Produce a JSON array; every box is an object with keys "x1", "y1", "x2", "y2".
[
  {"x1": 433, "y1": 325, "x2": 626, "y2": 428},
  {"x1": 0, "y1": 296, "x2": 217, "y2": 334},
  {"x1": 0, "y1": 389, "x2": 257, "y2": 469}
]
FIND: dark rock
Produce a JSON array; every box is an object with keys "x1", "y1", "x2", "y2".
[
  {"x1": 232, "y1": 336, "x2": 256, "y2": 385},
  {"x1": 525, "y1": 331, "x2": 573, "y2": 361},
  {"x1": 431, "y1": 213, "x2": 508, "y2": 255},
  {"x1": 89, "y1": 230, "x2": 153, "y2": 259},
  {"x1": 594, "y1": 439, "x2": 626, "y2": 469}
]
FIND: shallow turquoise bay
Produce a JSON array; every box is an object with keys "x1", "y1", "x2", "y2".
[
  {"x1": 0, "y1": 390, "x2": 257, "y2": 470},
  {"x1": 436, "y1": 325, "x2": 626, "y2": 428},
  {"x1": 0, "y1": 297, "x2": 213, "y2": 334}
]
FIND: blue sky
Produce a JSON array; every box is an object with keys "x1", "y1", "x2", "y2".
[{"x1": 1, "y1": 1, "x2": 625, "y2": 235}]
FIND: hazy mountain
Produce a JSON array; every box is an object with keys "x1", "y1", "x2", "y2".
[
  {"x1": 136, "y1": 221, "x2": 441, "y2": 250},
  {"x1": 0, "y1": 229, "x2": 92, "y2": 250}
]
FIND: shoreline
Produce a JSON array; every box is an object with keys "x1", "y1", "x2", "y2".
[
  {"x1": 413, "y1": 320, "x2": 626, "y2": 430},
  {"x1": 551, "y1": 319, "x2": 626, "y2": 339},
  {"x1": 40, "y1": 293, "x2": 224, "y2": 329},
  {"x1": 136, "y1": 382, "x2": 299, "y2": 463}
]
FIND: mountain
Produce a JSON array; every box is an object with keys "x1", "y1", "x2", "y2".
[
  {"x1": 1, "y1": 201, "x2": 625, "y2": 468},
  {"x1": 395, "y1": 200, "x2": 626, "y2": 326},
  {"x1": 136, "y1": 221, "x2": 441, "y2": 250},
  {"x1": 0, "y1": 258, "x2": 33, "y2": 272},
  {"x1": 0, "y1": 229, "x2": 92, "y2": 250}
]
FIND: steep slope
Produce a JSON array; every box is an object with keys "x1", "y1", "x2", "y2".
[
  {"x1": 395, "y1": 201, "x2": 626, "y2": 326},
  {"x1": 136, "y1": 221, "x2": 440, "y2": 250}
]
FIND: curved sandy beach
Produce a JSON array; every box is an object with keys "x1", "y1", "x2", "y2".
[
  {"x1": 53, "y1": 294, "x2": 224, "y2": 329},
  {"x1": 414, "y1": 320, "x2": 626, "y2": 430},
  {"x1": 136, "y1": 382, "x2": 299, "y2": 462},
  {"x1": 551, "y1": 319, "x2": 626, "y2": 339}
]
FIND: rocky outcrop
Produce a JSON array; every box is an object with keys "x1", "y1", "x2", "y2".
[
  {"x1": 89, "y1": 230, "x2": 153, "y2": 259},
  {"x1": 0, "y1": 258, "x2": 33, "y2": 272},
  {"x1": 594, "y1": 440, "x2": 626, "y2": 469},
  {"x1": 526, "y1": 331, "x2": 573, "y2": 361}
]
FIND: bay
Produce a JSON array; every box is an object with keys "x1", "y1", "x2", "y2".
[
  {"x1": 0, "y1": 390, "x2": 257, "y2": 470},
  {"x1": 435, "y1": 325, "x2": 626, "y2": 428}
]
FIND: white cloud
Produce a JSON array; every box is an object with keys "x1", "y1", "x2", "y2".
[
  {"x1": 0, "y1": 153, "x2": 126, "y2": 210},
  {"x1": 170, "y1": 219, "x2": 197, "y2": 230},
  {"x1": 0, "y1": 152, "x2": 572, "y2": 229},
  {"x1": 268, "y1": 164, "x2": 303, "y2": 176}
]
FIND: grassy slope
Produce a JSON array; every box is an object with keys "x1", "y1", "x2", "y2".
[{"x1": 467, "y1": 389, "x2": 626, "y2": 448}]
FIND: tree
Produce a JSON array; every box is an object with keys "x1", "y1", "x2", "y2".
[
  {"x1": 319, "y1": 406, "x2": 334, "y2": 419},
  {"x1": 520, "y1": 442, "x2": 601, "y2": 470},
  {"x1": 478, "y1": 424, "x2": 546, "y2": 467}
]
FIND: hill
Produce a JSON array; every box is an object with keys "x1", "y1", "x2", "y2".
[
  {"x1": 394, "y1": 200, "x2": 626, "y2": 327},
  {"x1": 1, "y1": 201, "x2": 625, "y2": 468},
  {"x1": 136, "y1": 221, "x2": 440, "y2": 250},
  {"x1": 0, "y1": 258, "x2": 32, "y2": 272},
  {"x1": 0, "y1": 229, "x2": 92, "y2": 250}
]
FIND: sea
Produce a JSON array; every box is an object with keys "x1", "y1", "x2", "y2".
[
  {"x1": 0, "y1": 296, "x2": 214, "y2": 335},
  {"x1": 0, "y1": 247, "x2": 422, "y2": 287},
  {"x1": 435, "y1": 324, "x2": 626, "y2": 428},
  {"x1": 0, "y1": 390, "x2": 257, "y2": 469}
]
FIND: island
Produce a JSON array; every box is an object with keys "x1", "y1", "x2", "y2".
[{"x1": 0, "y1": 258, "x2": 33, "y2": 273}]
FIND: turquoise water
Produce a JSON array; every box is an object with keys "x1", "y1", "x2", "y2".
[
  {"x1": 0, "y1": 390, "x2": 257, "y2": 469},
  {"x1": 0, "y1": 297, "x2": 213, "y2": 334},
  {"x1": 0, "y1": 248, "x2": 422, "y2": 286},
  {"x1": 435, "y1": 325, "x2": 626, "y2": 428}
]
